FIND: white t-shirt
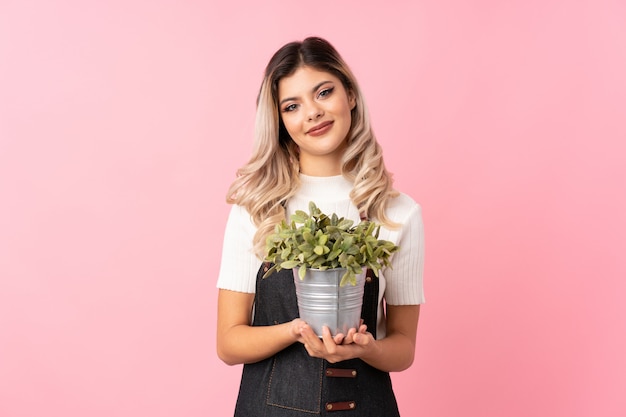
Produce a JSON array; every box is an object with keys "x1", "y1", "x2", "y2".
[{"x1": 217, "y1": 174, "x2": 425, "y2": 338}]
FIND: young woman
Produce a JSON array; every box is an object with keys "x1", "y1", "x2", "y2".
[{"x1": 217, "y1": 37, "x2": 425, "y2": 416}]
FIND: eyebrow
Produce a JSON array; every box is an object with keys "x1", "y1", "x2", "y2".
[{"x1": 279, "y1": 81, "x2": 333, "y2": 107}]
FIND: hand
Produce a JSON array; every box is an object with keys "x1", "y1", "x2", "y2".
[
  {"x1": 298, "y1": 323, "x2": 376, "y2": 363},
  {"x1": 313, "y1": 318, "x2": 367, "y2": 345},
  {"x1": 288, "y1": 318, "x2": 308, "y2": 343}
]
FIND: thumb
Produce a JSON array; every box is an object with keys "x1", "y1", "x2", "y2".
[{"x1": 353, "y1": 332, "x2": 371, "y2": 346}]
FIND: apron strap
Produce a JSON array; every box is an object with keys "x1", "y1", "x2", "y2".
[{"x1": 359, "y1": 210, "x2": 379, "y2": 339}]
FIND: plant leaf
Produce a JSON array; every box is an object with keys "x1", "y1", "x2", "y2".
[
  {"x1": 291, "y1": 211, "x2": 309, "y2": 223},
  {"x1": 263, "y1": 201, "x2": 399, "y2": 286},
  {"x1": 281, "y1": 260, "x2": 300, "y2": 269}
]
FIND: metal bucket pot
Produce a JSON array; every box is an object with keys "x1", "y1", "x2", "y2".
[{"x1": 293, "y1": 268, "x2": 366, "y2": 337}]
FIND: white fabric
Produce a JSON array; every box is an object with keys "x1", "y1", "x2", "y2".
[{"x1": 217, "y1": 174, "x2": 425, "y2": 337}]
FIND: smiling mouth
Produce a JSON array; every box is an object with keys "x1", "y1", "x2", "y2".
[{"x1": 307, "y1": 121, "x2": 333, "y2": 136}]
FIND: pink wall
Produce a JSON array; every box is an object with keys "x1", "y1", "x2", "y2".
[{"x1": 1, "y1": 1, "x2": 625, "y2": 416}]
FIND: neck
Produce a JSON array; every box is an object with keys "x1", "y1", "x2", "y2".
[{"x1": 298, "y1": 155, "x2": 342, "y2": 176}]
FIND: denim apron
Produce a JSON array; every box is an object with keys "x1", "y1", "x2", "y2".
[{"x1": 233, "y1": 263, "x2": 401, "y2": 416}]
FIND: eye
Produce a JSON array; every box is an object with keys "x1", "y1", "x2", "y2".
[
  {"x1": 318, "y1": 87, "x2": 334, "y2": 98},
  {"x1": 282, "y1": 103, "x2": 297, "y2": 112}
]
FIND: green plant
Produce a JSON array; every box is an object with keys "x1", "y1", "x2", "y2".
[{"x1": 264, "y1": 202, "x2": 399, "y2": 286}]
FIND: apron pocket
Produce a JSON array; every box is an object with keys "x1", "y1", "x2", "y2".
[{"x1": 267, "y1": 343, "x2": 324, "y2": 413}]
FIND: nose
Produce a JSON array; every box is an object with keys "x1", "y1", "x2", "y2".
[{"x1": 306, "y1": 102, "x2": 323, "y2": 121}]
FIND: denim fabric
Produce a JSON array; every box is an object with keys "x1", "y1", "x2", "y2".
[
  {"x1": 361, "y1": 268, "x2": 379, "y2": 339},
  {"x1": 233, "y1": 264, "x2": 400, "y2": 417}
]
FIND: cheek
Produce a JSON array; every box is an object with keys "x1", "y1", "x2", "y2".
[
  {"x1": 341, "y1": 105, "x2": 353, "y2": 126},
  {"x1": 280, "y1": 118, "x2": 299, "y2": 141},
  {"x1": 336, "y1": 100, "x2": 353, "y2": 119},
  {"x1": 283, "y1": 116, "x2": 301, "y2": 135}
]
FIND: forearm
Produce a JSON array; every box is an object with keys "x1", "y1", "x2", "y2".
[
  {"x1": 359, "y1": 332, "x2": 415, "y2": 372},
  {"x1": 217, "y1": 321, "x2": 298, "y2": 366},
  {"x1": 217, "y1": 289, "x2": 301, "y2": 365},
  {"x1": 358, "y1": 304, "x2": 420, "y2": 372}
]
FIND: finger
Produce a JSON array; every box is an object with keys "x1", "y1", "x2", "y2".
[
  {"x1": 302, "y1": 325, "x2": 319, "y2": 341},
  {"x1": 333, "y1": 332, "x2": 345, "y2": 345},
  {"x1": 299, "y1": 324, "x2": 320, "y2": 346},
  {"x1": 321, "y1": 326, "x2": 339, "y2": 354},
  {"x1": 301, "y1": 326, "x2": 326, "y2": 356},
  {"x1": 343, "y1": 327, "x2": 357, "y2": 344}
]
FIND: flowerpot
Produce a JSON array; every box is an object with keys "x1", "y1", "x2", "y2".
[{"x1": 293, "y1": 268, "x2": 367, "y2": 337}]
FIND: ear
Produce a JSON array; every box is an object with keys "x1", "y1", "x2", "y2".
[{"x1": 348, "y1": 90, "x2": 357, "y2": 110}]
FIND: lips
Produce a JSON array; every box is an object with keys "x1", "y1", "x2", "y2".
[{"x1": 307, "y1": 121, "x2": 333, "y2": 136}]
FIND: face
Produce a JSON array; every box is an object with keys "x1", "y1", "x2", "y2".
[{"x1": 277, "y1": 66, "x2": 356, "y2": 176}]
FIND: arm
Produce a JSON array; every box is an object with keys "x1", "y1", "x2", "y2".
[
  {"x1": 360, "y1": 304, "x2": 420, "y2": 371},
  {"x1": 216, "y1": 289, "x2": 306, "y2": 366},
  {"x1": 299, "y1": 304, "x2": 420, "y2": 372},
  {"x1": 216, "y1": 205, "x2": 307, "y2": 365}
]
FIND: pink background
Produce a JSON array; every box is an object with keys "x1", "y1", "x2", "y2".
[{"x1": 1, "y1": 1, "x2": 625, "y2": 416}]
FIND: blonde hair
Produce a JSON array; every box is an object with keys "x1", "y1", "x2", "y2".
[{"x1": 227, "y1": 37, "x2": 398, "y2": 257}]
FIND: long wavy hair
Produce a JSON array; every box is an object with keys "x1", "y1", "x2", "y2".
[{"x1": 227, "y1": 37, "x2": 399, "y2": 257}]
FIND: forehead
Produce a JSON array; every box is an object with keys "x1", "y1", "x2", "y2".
[{"x1": 278, "y1": 66, "x2": 342, "y2": 99}]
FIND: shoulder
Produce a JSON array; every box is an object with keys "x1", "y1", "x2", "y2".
[
  {"x1": 217, "y1": 204, "x2": 262, "y2": 292},
  {"x1": 223, "y1": 204, "x2": 258, "y2": 244},
  {"x1": 385, "y1": 192, "x2": 423, "y2": 224},
  {"x1": 229, "y1": 203, "x2": 251, "y2": 217}
]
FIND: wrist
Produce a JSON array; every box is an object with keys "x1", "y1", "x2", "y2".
[
  {"x1": 287, "y1": 319, "x2": 303, "y2": 342},
  {"x1": 358, "y1": 335, "x2": 382, "y2": 361}
]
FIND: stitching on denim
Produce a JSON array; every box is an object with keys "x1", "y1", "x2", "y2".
[
  {"x1": 266, "y1": 355, "x2": 322, "y2": 413},
  {"x1": 265, "y1": 356, "x2": 277, "y2": 406}
]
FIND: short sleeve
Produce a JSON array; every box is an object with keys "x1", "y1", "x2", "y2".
[
  {"x1": 216, "y1": 205, "x2": 261, "y2": 293},
  {"x1": 383, "y1": 202, "x2": 425, "y2": 305}
]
